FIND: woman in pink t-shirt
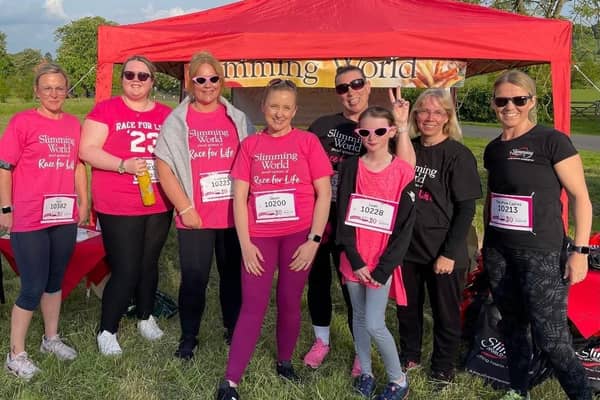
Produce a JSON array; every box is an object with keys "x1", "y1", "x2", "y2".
[
  {"x1": 336, "y1": 106, "x2": 416, "y2": 400},
  {"x1": 217, "y1": 79, "x2": 332, "y2": 400},
  {"x1": 155, "y1": 51, "x2": 254, "y2": 360},
  {"x1": 0, "y1": 63, "x2": 88, "y2": 379},
  {"x1": 79, "y1": 55, "x2": 173, "y2": 356}
]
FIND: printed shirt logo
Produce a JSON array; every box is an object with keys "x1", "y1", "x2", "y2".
[{"x1": 508, "y1": 147, "x2": 534, "y2": 162}]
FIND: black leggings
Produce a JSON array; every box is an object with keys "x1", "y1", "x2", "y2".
[
  {"x1": 98, "y1": 211, "x2": 172, "y2": 333},
  {"x1": 484, "y1": 245, "x2": 592, "y2": 400},
  {"x1": 307, "y1": 239, "x2": 353, "y2": 334},
  {"x1": 395, "y1": 260, "x2": 465, "y2": 372},
  {"x1": 177, "y1": 227, "x2": 241, "y2": 338}
]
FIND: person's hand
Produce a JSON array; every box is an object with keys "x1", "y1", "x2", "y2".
[
  {"x1": 289, "y1": 240, "x2": 319, "y2": 271},
  {"x1": 181, "y1": 208, "x2": 202, "y2": 229},
  {"x1": 353, "y1": 266, "x2": 380, "y2": 286},
  {"x1": 0, "y1": 213, "x2": 12, "y2": 236},
  {"x1": 77, "y1": 204, "x2": 89, "y2": 226},
  {"x1": 241, "y1": 241, "x2": 265, "y2": 276},
  {"x1": 433, "y1": 255, "x2": 455, "y2": 274},
  {"x1": 124, "y1": 158, "x2": 149, "y2": 175},
  {"x1": 388, "y1": 86, "x2": 410, "y2": 129},
  {"x1": 564, "y1": 252, "x2": 588, "y2": 285}
]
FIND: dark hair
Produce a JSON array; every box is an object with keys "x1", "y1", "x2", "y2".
[
  {"x1": 121, "y1": 55, "x2": 157, "y2": 79},
  {"x1": 34, "y1": 63, "x2": 69, "y2": 88},
  {"x1": 261, "y1": 78, "x2": 297, "y2": 105},
  {"x1": 335, "y1": 65, "x2": 366, "y2": 83}
]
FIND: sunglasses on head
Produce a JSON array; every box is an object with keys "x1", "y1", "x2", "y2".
[
  {"x1": 123, "y1": 71, "x2": 152, "y2": 81},
  {"x1": 354, "y1": 127, "x2": 391, "y2": 137},
  {"x1": 493, "y1": 95, "x2": 532, "y2": 107},
  {"x1": 268, "y1": 78, "x2": 296, "y2": 88},
  {"x1": 192, "y1": 75, "x2": 220, "y2": 85},
  {"x1": 335, "y1": 78, "x2": 366, "y2": 95}
]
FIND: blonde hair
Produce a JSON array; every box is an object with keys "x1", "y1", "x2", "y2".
[
  {"x1": 186, "y1": 51, "x2": 224, "y2": 100},
  {"x1": 34, "y1": 63, "x2": 69, "y2": 88},
  {"x1": 493, "y1": 70, "x2": 537, "y2": 123},
  {"x1": 408, "y1": 89, "x2": 462, "y2": 141}
]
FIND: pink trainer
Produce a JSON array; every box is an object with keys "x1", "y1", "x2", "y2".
[
  {"x1": 303, "y1": 338, "x2": 330, "y2": 368},
  {"x1": 351, "y1": 355, "x2": 362, "y2": 378}
]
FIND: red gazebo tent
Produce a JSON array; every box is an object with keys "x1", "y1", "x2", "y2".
[{"x1": 95, "y1": 0, "x2": 573, "y2": 132}]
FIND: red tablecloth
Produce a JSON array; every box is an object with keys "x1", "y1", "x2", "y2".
[
  {"x1": 0, "y1": 229, "x2": 110, "y2": 299},
  {"x1": 568, "y1": 270, "x2": 600, "y2": 338}
]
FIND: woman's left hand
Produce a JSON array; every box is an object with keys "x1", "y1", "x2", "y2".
[
  {"x1": 289, "y1": 240, "x2": 319, "y2": 271},
  {"x1": 433, "y1": 255, "x2": 455, "y2": 274},
  {"x1": 564, "y1": 253, "x2": 588, "y2": 285}
]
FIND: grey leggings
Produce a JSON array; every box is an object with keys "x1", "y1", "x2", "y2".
[{"x1": 347, "y1": 279, "x2": 405, "y2": 382}]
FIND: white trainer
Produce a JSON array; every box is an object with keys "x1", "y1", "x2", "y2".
[
  {"x1": 5, "y1": 352, "x2": 40, "y2": 380},
  {"x1": 40, "y1": 335, "x2": 77, "y2": 361},
  {"x1": 97, "y1": 330, "x2": 122, "y2": 356},
  {"x1": 138, "y1": 315, "x2": 164, "y2": 341}
]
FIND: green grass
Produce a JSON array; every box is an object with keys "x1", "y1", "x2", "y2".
[
  {"x1": 572, "y1": 89, "x2": 600, "y2": 102},
  {"x1": 0, "y1": 102, "x2": 598, "y2": 399}
]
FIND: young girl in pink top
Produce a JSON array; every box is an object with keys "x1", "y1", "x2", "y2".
[
  {"x1": 217, "y1": 79, "x2": 332, "y2": 400},
  {"x1": 336, "y1": 106, "x2": 416, "y2": 400},
  {"x1": 0, "y1": 63, "x2": 88, "y2": 380}
]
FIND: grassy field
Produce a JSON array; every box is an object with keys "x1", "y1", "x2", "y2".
[{"x1": 0, "y1": 100, "x2": 598, "y2": 399}]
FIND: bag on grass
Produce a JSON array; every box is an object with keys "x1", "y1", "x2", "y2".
[
  {"x1": 464, "y1": 298, "x2": 552, "y2": 390},
  {"x1": 125, "y1": 290, "x2": 178, "y2": 319}
]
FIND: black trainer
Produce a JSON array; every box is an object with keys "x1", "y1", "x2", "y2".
[
  {"x1": 429, "y1": 369, "x2": 455, "y2": 390},
  {"x1": 216, "y1": 381, "x2": 240, "y2": 400},
  {"x1": 354, "y1": 374, "x2": 376, "y2": 398},
  {"x1": 174, "y1": 335, "x2": 198, "y2": 360},
  {"x1": 276, "y1": 360, "x2": 301, "y2": 383}
]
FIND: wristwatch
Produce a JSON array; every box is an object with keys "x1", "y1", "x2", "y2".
[
  {"x1": 117, "y1": 159, "x2": 126, "y2": 174},
  {"x1": 308, "y1": 233, "x2": 322, "y2": 243},
  {"x1": 569, "y1": 244, "x2": 590, "y2": 254},
  {"x1": 1, "y1": 205, "x2": 12, "y2": 214}
]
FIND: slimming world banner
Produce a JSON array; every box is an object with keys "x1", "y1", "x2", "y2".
[{"x1": 219, "y1": 58, "x2": 466, "y2": 88}]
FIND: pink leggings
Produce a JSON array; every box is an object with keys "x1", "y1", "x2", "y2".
[{"x1": 225, "y1": 229, "x2": 310, "y2": 384}]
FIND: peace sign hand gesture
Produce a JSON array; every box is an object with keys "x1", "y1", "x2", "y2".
[{"x1": 388, "y1": 86, "x2": 410, "y2": 129}]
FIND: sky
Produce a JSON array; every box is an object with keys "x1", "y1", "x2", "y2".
[{"x1": 0, "y1": 0, "x2": 234, "y2": 55}]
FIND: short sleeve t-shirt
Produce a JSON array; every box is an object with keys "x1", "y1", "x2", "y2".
[
  {"x1": 309, "y1": 113, "x2": 362, "y2": 205},
  {"x1": 230, "y1": 128, "x2": 333, "y2": 237},
  {"x1": 405, "y1": 138, "x2": 482, "y2": 264},
  {"x1": 86, "y1": 97, "x2": 172, "y2": 215},
  {"x1": 483, "y1": 125, "x2": 577, "y2": 250},
  {"x1": 0, "y1": 109, "x2": 81, "y2": 232},
  {"x1": 177, "y1": 104, "x2": 240, "y2": 229}
]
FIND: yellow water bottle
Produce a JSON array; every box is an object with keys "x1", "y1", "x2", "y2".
[{"x1": 137, "y1": 169, "x2": 156, "y2": 206}]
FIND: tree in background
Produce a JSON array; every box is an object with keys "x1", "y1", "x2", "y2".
[
  {"x1": 10, "y1": 48, "x2": 44, "y2": 101},
  {"x1": 0, "y1": 32, "x2": 13, "y2": 102},
  {"x1": 55, "y1": 16, "x2": 116, "y2": 97}
]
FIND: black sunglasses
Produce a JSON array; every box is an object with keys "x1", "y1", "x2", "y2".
[
  {"x1": 192, "y1": 75, "x2": 220, "y2": 85},
  {"x1": 123, "y1": 71, "x2": 152, "y2": 82},
  {"x1": 354, "y1": 127, "x2": 391, "y2": 137},
  {"x1": 493, "y1": 95, "x2": 532, "y2": 107},
  {"x1": 335, "y1": 78, "x2": 366, "y2": 94}
]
